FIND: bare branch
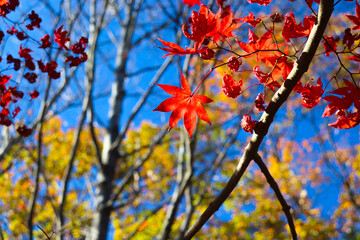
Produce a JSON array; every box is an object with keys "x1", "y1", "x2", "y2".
[{"x1": 253, "y1": 153, "x2": 297, "y2": 240}]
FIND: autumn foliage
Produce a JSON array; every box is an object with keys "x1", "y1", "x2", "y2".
[
  {"x1": 3, "y1": 0, "x2": 360, "y2": 239},
  {"x1": 155, "y1": 0, "x2": 360, "y2": 137},
  {"x1": 0, "y1": 0, "x2": 88, "y2": 137}
]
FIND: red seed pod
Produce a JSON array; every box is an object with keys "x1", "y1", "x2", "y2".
[
  {"x1": 199, "y1": 47, "x2": 215, "y2": 60},
  {"x1": 227, "y1": 56, "x2": 242, "y2": 72},
  {"x1": 222, "y1": 74, "x2": 242, "y2": 98},
  {"x1": 301, "y1": 77, "x2": 323, "y2": 109},
  {"x1": 255, "y1": 93, "x2": 266, "y2": 111},
  {"x1": 241, "y1": 114, "x2": 257, "y2": 133}
]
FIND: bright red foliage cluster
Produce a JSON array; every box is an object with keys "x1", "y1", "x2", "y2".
[
  {"x1": 323, "y1": 79, "x2": 360, "y2": 129},
  {"x1": 0, "y1": 3, "x2": 88, "y2": 137},
  {"x1": 155, "y1": 0, "x2": 360, "y2": 136}
]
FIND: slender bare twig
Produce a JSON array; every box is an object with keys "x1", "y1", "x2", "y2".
[
  {"x1": 253, "y1": 153, "x2": 297, "y2": 239},
  {"x1": 36, "y1": 225, "x2": 52, "y2": 240}
]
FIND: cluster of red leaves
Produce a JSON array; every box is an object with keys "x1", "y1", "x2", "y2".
[
  {"x1": 346, "y1": 0, "x2": 360, "y2": 30},
  {"x1": 153, "y1": 72, "x2": 213, "y2": 137},
  {"x1": 322, "y1": 79, "x2": 360, "y2": 129},
  {"x1": 66, "y1": 37, "x2": 88, "y2": 67},
  {"x1": 155, "y1": 0, "x2": 360, "y2": 137},
  {"x1": 26, "y1": 10, "x2": 41, "y2": 30},
  {"x1": 158, "y1": 4, "x2": 242, "y2": 59},
  {"x1": 0, "y1": 76, "x2": 23, "y2": 127},
  {"x1": 0, "y1": 0, "x2": 18, "y2": 17},
  {"x1": 0, "y1": 7, "x2": 88, "y2": 137}
]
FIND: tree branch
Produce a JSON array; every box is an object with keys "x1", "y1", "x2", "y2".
[{"x1": 253, "y1": 153, "x2": 297, "y2": 239}]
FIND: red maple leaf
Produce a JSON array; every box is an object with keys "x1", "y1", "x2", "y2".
[
  {"x1": 182, "y1": 5, "x2": 220, "y2": 51},
  {"x1": 182, "y1": 0, "x2": 201, "y2": 7},
  {"x1": 239, "y1": 12, "x2": 261, "y2": 27},
  {"x1": 214, "y1": 10, "x2": 243, "y2": 42},
  {"x1": 157, "y1": 38, "x2": 198, "y2": 57},
  {"x1": 237, "y1": 29, "x2": 281, "y2": 63},
  {"x1": 16, "y1": 124, "x2": 33, "y2": 137},
  {"x1": 322, "y1": 79, "x2": 360, "y2": 129},
  {"x1": 153, "y1": 72, "x2": 213, "y2": 137},
  {"x1": 18, "y1": 45, "x2": 33, "y2": 60},
  {"x1": 264, "y1": 46, "x2": 294, "y2": 81},
  {"x1": 343, "y1": 28, "x2": 360, "y2": 49},
  {"x1": 54, "y1": 25, "x2": 70, "y2": 50},
  {"x1": 39, "y1": 34, "x2": 51, "y2": 49},
  {"x1": 346, "y1": 0, "x2": 360, "y2": 30},
  {"x1": 305, "y1": 0, "x2": 320, "y2": 7},
  {"x1": 323, "y1": 36, "x2": 337, "y2": 57},
  {"x1": 282, "y1": 11, "x2": 316, "y2": 42}
]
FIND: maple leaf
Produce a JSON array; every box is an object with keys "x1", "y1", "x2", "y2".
[
  {"x1": 153, "y1": 72, "x2": 213, "y2": 137},
  {"x1": 157, "y1": 38, "x2": 198, "y2": 57},
  {"x1": 305, "y1": 0, "x2": 320, "y2": 7},
  {"x1": 214, "y1": 10, "x2": 243, "y2": 42},
  {"x1": 16, "y1": 124, "x2": 33, "y2": 137},
  {"x1": 39, "y1": 34, "x2": 51, "y2": 49},
  {"x1": 237, "y1": 29, "x2": 281, "y2": 63},
  {"x1": 282, "y1": 11, "x2": 316, "y2": 42},
  {"x1": 328, "y1": 112, "x2": 360, "y2": 129},
  {"x1": 346, "y1": 0, "x2": 360, "y2": 30},
  {"x1": 29, "y1": 90, "x2": 39, "y2": 99},
  {"x1": 227, "y1": 56, "x2": 242, "y2": 72},
  {"x1": 343, "y1": 28, "x2": 360, "y2": 49},
  {"x1": 182, "y1": 0, "x2": 201, "y2": 7},
  {"x1": 239, "y1": 12, "x2": 261, "y2": 27},
  {"x1": 323, "y1": 79, "x2": 360, "y2": 129},
  {"x1": 182, "y1": 5, "x2": 221, "y2": 50},
  {"x1": 54, "y1": 25, "x2": 70, "y2": 50},
  {"x1": 18, "y1": 45, "x2": 33, "y2": 60},
  {"x1": 253, "y1": 65, "x2": 280, "y2": 91},
  {"x1": 348, "y1": 54, "x2": 360, "y2": 62},
  {"x1": 323, "y1": 36, "x2": 337, "y2": 57}
]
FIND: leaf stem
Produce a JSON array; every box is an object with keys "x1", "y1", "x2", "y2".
[{"x1": 191, "y1": 68, "x2": 213, "y2": 96}]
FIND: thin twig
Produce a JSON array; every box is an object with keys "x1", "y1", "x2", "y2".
[
  {"x1": 36, "y1": 225, "x2": 52, "y2": 240},
  {"x1": 253, "y1": 153, "x2": 297, "y2": 240}
]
